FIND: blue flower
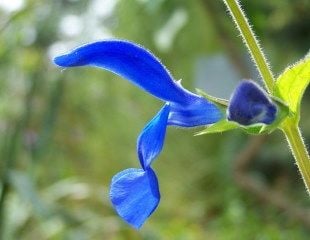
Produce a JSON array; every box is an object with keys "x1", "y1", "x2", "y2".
[
  {"x1": 227, "y1": 80, "x2": 277, "y2": 126},
  {"x1": 54, "y1": 40, "x2": 222, "y2": 228}
]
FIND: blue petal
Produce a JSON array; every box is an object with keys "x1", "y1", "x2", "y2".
[
  {"x1": 109, "y1": 168, "x2": 160, "y2": 229},
  {"x1": 137, "y1": 104, "x2": 170, "y2": 169},
  {"x1": 168, "y1": 97, "x2": 222, "y2": 127},
  {"x1": 227, "y1": 80, "x2": 277, "y2": 125},
  {"x1": 54, "y1": 40, "x2": 200, "y2": 106}
]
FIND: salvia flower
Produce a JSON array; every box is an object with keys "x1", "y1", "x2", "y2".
[
  {"x1": 54, "y1": 40, "x2": 222, "y2": 228},
  {"x1": 54, "y1": 40, "x2": 278, "y2": 229},
  {"x1": 227, "y1": 80, "x2": 277, "y2": 126}
]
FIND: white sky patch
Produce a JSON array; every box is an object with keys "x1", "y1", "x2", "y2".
[
  {"x1": 89, "y1": 0, "x2": 119, "y2": 18},
  {"x1": 91, "y1": 27, "x2": 114, "y2": 40},
  {"x1": 47, "y1": 41, "x2": 77, "y2": 63},
  {"x1": 51, "y1": 0, "x2": 117, "y2": 61},
  {"x1": 59, "y1": 15, "x2": 84, "y2": 38},
  {"x1": 0, "y1": 0, "x2": 24, "y2": 12},
  {"x1": 82, "y1": 0, "x2": 118, "y2": 40},
  {"x1": 154, "y1": 9, "x2": 188, "y2": 52}
]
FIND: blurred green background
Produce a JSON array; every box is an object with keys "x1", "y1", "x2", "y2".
[{"x1": 0, "y1": 0, "x2": 309, "y2": 239}]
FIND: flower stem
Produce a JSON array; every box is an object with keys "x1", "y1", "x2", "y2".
[
  {"x1": 222, "y1": 0, "x2": 274, "y2": 92},
  {"x1": 223, "y1": 0, "x2": 310, "y2": 195},
  {"x1": 283, "y1": 123, "x2": 310, "y2": 194}
]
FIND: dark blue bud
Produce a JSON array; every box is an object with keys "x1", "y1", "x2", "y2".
[{"x1": 227, "y1": 80, "x2": 277, "y2": 126}]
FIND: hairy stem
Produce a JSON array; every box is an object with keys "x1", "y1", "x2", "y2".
[
  {"x1": 222, "y1": 0, "x2": 274, "y2": 92},
  {"x1": 223, "y1": 0, "x2": 310, "y2": 195},
  {"x1": 283, "y1": 123, "x2": 310, "y2": 194}
]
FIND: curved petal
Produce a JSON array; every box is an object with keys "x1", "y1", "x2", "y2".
[
  {"x1": 54, "y1": 40, "x2": 199, "y2": 105},
  {"x1": 168, "y1": 97, "x2": 223, "y2": 127},
  {"x1": 227, "y1": 80, "x2": 277, "y2": 125},
  {"x1": 137, "y1": 104, "x2": 170, "y2": 169},
  {"x1": 109, "y1": 168, "x2": 160, "y2": 229},
  {"x1": 111, "y1": 168, "x2": 139, "y2": 185}
]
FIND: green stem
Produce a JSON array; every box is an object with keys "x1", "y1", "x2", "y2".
[
  {"x1": 283, "y1": 123, "x2": 310, "y2": 194},
  {"x1": 222, "y1": 0, "x2": 274, "y2": 92},
  {"x1": 223, "y1": 0, "x2": 310, "y2": 195}
]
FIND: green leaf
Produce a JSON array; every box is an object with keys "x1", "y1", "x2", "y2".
[
  {"x1": 196, "y1": 88, "x2": 228, "y2": 109},
  {"x1": 195, "y1": 119, "x2": 238, "y2": 135},
  {"x1": 274, "y1": 57, "x2": 310, "y2": 122}
]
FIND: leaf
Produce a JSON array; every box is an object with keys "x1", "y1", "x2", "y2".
[
  {"x1": 274, "y1": 57, "x2": 310, "y2": 122},
  {"x1": 196, "y1": 88, "x2": 228, "y2": 108},
  {"x1": 195, "y1": 119, "x2": 238, "y2": 135}
]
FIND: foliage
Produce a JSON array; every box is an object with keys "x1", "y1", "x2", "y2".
[
  {"x1": 0, "y1": 0, "x2": 309, "y2": 239},
  {"x1": 274, "y1": 58, "x2": 310, "y2": 123}
]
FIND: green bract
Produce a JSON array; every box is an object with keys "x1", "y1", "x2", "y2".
[
  {"x1": 196, "y1": 84, "x2": 290, "y2": 136},
  {"x1": 274, "y1": 57, "x2": 310, "y2": 124},
  {"x1": 196, "y1": 56, "x2": 310, "y2": 136},
  {"x1": 195, "y1": 119, "x2": 238, "y2": 136}
]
